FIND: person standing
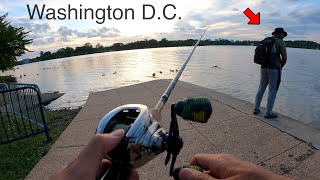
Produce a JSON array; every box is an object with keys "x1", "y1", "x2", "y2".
[{"x1": 253, "y1": 28, "x2": 287, "y2": 118}]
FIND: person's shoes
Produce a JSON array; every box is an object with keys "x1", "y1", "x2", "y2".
[
  {"x1": 253, "y1": 108, "x2": 260, "y2": 115},
  {"x1": 265, "y1": 112, "x2": 278, "y2": 119}
]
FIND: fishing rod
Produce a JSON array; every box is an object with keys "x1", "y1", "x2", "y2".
[
  {"x1": 152, "y1": 27, "x2": 210, "y2": 121},
  {"x1": 96, "y1": 27, "x2": 212, "y2": 180}
]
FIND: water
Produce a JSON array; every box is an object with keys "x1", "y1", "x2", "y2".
[{"x1": 2, "y1": 46, "x2": 320, "y2": 128}]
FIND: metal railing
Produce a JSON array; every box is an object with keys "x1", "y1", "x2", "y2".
[
  {"x1": 0, "y1": 87, "x2": 51, "y2": 145},
  {"x1": 0, "y1": 83, "x2": 8, "y2": 91},
  {"x1": 8, "y1": 83, "x2": 41, "y2": 94}
]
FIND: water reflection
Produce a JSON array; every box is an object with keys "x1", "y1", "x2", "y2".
[{"x1": 2, "y1": 46, "x2": 319, "y2": 127}]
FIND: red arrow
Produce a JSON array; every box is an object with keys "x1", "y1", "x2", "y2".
[{"x1": 243, "y1": 8, "x2": 260, "y2": 25}]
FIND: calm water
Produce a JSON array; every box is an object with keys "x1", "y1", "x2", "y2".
[{"x1": 2, "y1": 46, "x2": 320, "y2": 128}]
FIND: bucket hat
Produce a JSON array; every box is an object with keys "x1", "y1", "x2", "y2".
[{"x1": 272, "y1": 27, "x2": 287, "y2": 37}]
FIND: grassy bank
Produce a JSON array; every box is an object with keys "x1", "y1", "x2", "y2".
[{"x1": 0, "y1": 108, "x2": 81, "y2": 180}]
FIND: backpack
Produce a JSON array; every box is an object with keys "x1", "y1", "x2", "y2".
[{"x1": 254, "y1": 37, "x2": 276, "y2": 66}]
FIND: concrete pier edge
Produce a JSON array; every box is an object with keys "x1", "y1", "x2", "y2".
[
  {"x1": 174, "y1": 80, "x2": 320, "y2": 150},
  {"x1": 26, "y1": 80, "x2": 320, "y2": 180}
]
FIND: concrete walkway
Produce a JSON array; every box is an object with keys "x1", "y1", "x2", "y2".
[{"x1": 27, "y1": 80, "x2": 320, "y2": 180}]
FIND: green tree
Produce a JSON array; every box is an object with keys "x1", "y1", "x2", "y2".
[
  {"x1": 96, "y1": 43, "x2": 103, "y2": 49},
  {"x1": 84, "y1": 42, "x2": 93, "y2": 48},
  {"x1": 0, "y1": 13, "x2": 32, "y2": 71},
  {"x1": 64, "y1": 47, "x2": 74, "y2": 57}
]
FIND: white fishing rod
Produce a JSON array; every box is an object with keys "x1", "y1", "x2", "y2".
[{"x1": 152, "y1": 27, "x2": 210, "y2": 121}]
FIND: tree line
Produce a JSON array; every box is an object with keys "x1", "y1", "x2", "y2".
[{"x1": 22, "y1": 38, "x2": 320, "y2": 64}]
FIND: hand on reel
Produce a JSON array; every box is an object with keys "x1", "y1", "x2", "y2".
[{"x1": 96, "y1": 97, "x2": 212, "y2": 179}]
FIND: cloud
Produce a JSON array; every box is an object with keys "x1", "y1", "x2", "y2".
[
  {"x1": 12, "y1": 19, "x2": 51, "y2": 34},
  {"x1": 291, "y1": 7, "x2": 320, "y2": 24},
  {"x1": 57, "y1": 26, "x2": 120, "y2": 39},
  {"x1": 32, "y1": 37, "x2": 57, "y2": 46},
  {"x1": 0, "y1": 5, "x2": 5, "y2": 14},
  {"x1": 57, "y1": 26, "x2": 75, "y2": 36},
  {"x1": 27, "y1": 25, "x2": 122, "y2": 52},
  {"x1": 173, "y1": 22, "x2": 196, "y2": 32},
  {"x1": 268, "y1": 11, "x2": 281, "y2": 17}
]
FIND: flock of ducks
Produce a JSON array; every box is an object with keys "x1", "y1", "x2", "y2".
[
  {"x1": 152, "y1": 69, "x2": 178, "y2": 77},
  {"x1": 102, "y1": 71, "x2": 117, "y2": 76},
  {"x1": 17, "y1": 66, "x2": 57, "y2": 78},
  {"x1": 101, "y1": 69, "x2": 180, "y2": 78},
  {"x1": 170, "y1": 69, "x2": 179, "y2": 73},
  {"x1": 100, "y1": 69, "x2": 180, "y2": 78},
  {"x1": 17, "y1": 66, "x2": 220, "y2": 79}
]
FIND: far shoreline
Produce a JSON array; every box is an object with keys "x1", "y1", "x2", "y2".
[
  {"x1": 18, "y1": 43, "x2": 320, "y2": 66},
  {"x1": 18, "y1": 37, "x2": 320, "y2": 64}
]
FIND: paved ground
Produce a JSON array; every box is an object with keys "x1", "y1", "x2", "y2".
[{"x1": 26, "y1": 80, "x2": 320, "y2": 180}]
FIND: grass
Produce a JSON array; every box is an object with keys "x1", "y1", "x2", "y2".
[
  {"x1": 0, "y1": 111, "x2": 44, "y2": 141},
  {"x1": 0, "y1": 107, "x2": 81, "y2": 180},
  {"x1": 0, "y1": 76, "x2": 17, "y2": 83}
]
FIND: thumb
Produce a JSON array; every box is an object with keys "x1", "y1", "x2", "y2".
[
  {"x1": 100, "y1": 129, "x2": 126, "y2": 153},
  {"x1": 76, "y1": 129, "x2": 125, "y2": 171},
  {"x1": 180, "y1": 168, "x2": 216, "y2": 180},
  {"x1": 51, "y1": 130, "x2": 125, "y2": 179}
]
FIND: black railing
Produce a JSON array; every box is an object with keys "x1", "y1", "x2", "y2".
[{"x1": 0, "y1": 87, "x2": 51, "y2": 145}]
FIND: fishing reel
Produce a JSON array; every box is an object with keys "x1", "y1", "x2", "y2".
[
  {"x1": 96, "y1": 26, "x2": 210, "y2": 179},
  {"x1": 96, "y1": 97, "x2": 212, "y2": 179}
]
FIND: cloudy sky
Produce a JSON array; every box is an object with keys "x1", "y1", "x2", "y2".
[{"x1": 1, "y1": 0, "x2": 319, "y2": 59}]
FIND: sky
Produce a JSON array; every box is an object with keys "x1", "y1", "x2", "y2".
[{"x1": 1, "y1": 0, "x2": 320, "y2": 59}]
